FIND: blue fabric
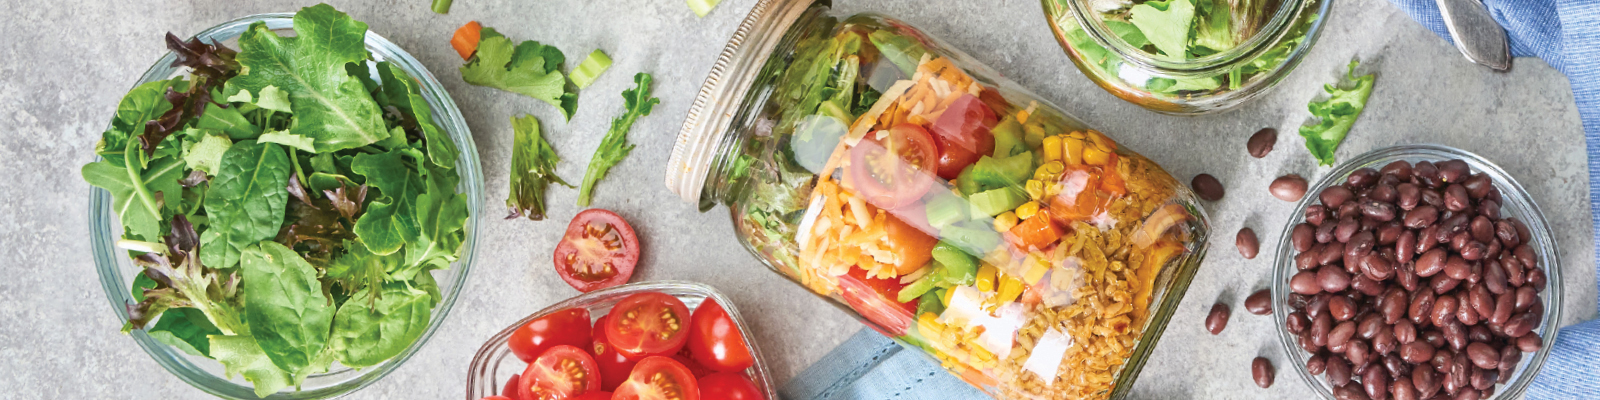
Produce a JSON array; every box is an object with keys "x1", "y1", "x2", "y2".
[{"x1": 784, "y1": 1, "x2": 1600, "y2": 398}]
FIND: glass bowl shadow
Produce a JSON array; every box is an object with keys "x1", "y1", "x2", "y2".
[
  {"x1": 1269, "y1": 145, "x2": 1561, "y2": 399},
  {"x1": 466, "y1": 281, "x2": 778, "y2": 400},
  {"x1": 89, "y1": 13, "x2": 484, "y2": 400}
]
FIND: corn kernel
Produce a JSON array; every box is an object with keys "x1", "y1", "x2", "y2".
[
  {"x1": 1087, "y1": 130, "x2": 1117, "y2": 152},
  {"x1": 1025, "y1": 253, "x2": 1050, "y2": 283},
  {"x1": 994, "y1": 211, "x2": 1019, "y2": 232},
  {"x1": 976, "y1": 264, "x2": 998, "y2": 292},
  {"x1": 1041, "y1": 135, "x2": 1062, "y2": 161},
  {"x1": 1066, "y1": 130, "x2": 1087, "y2": 140},
  {"x1": 1034, "y1": 161, "x2": 1064, "y2": 181},
  {"x1": 1083, "y1": 146, "x2": 1110, "y2": 165},
  {"x1": 995, "y1": 274, "x2": 1024, "y2": 305},
  {"x1": 1015, "y1": 201, "x2": 1040, "y2": 220},
  {"x1": 1025, "y1": 179, "x2": 1045, "y2": 200},
  {"x1": 942, "y1": 285, "x2": 957, "y2": 306},
  {"x1": 1063, "y1": 137, "x2": 1086, "y2": 165}
]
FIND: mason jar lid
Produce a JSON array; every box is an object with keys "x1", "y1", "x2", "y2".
[{"x1": 666, "y1": 0, "x2": 817, "y2": 204}]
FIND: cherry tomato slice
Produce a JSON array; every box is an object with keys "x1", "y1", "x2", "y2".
[
  {"x1": 612, "y1": 356, "x2": 701, "y2": 400},
  {"x1": 698, "y1": 372, "x2": 764, "y2": 400},
  {"x1": 929, "y1": 94, "x2": 997, "y2": 180},
  {"x1": 501, "y1": 374, "x2": 524, "y2": 400},
  {"x1": 687, "y1": 299, "x2": 755, "y2": 373},
  {"x1": 848, "y1": 123, "x2": 938, "y2": 210},
  {"x1": 569, "y1": 393, "x2": 611, "y2": 400},
  {"x1": 592, "y1": 314, "x2": 641, "y2": 392},
  {"x1": 836, "y1": 267, "x2": 916, "y2": 337},
  {"x1": 605, "y1": 292, "x2": 692, "y2": 358},
  {"x1": 553, "y1": 209, "x2": 639, "y2": 292},
  {"x1": 480, "y1": 397, "x2": 514, "y2": 400},
  {"x1": 509, "y1": 308, "x2": 593, "y2": 363},
  {"x1": 883, "y1": 213, "x2": 938, "y2": 275},
  {"x1": 519, "y1": 345, "x2": 602, "y2": 400},
  {"x1": 673, "y1": 346, "x2": 714, "y2": 378}
]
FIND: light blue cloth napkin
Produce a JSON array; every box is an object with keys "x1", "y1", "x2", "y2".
[{"x1": 782, "y1": 1, "x2": 1600, "y2": 399}]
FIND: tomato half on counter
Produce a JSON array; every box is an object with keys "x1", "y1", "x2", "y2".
[
  {"x1": 698, "y1": 372, "x2": 763, "y2": 400},
  {"x1": 929, "y1": 94, "x2": 997, "y2": 180},
  {"x1": 687, "y1": 299, "x2": 755, "y2": 373},
  {"x1": 519, "y1": 345, "x2": 602, "y2": 400},
  {"x1": 848, "y1": 123, "x2": 937, "y2": 209},
  {"x1": 605, "y1": 292, "x2": 692, "y2": 358},
  {"x1": 553, "y1": 209, "x2": 640, "y2": 292},
  {"x1": 836, "y1": 267, "x2": 916, "y2": 337},
  {"x1": 591, "y1": 314, "x2": 641, "y2": 391},
  {"x1": 613, "y1": 356, "x2": 702, "y2": 400},
  {"x1": 508, "y1": 308, "x2": 593, "y2": 363}
]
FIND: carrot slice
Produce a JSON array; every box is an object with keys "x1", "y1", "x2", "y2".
[{"x1": 451, "y1": 21, "x2": 482, "y2": 60}]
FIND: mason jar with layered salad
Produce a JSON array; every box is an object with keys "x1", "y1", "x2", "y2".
[
  {"x1": 1044, "y1": 0, "x2": 1329, "y2": 114},
  {"x1": 667, "y1": 0, "x2": 1211, "y2": 398}
]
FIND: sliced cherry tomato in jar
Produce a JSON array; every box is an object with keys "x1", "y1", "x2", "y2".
[
  {"x1": 883, "y1": 213, "x2": 938, "y2": 275},
  {"x1": 592, "y1": 314, "x2": 641, "y2": 392},
  {"x1": 612, "y1": 356, "x2": 701, "y2": 400},
  {"x1": 480, "y1": 397, "x2": 514, "y2": 400},
  {"x1": 698, "y1": 372, "x2": 764, "y2": 400},
  {"x1": 1049, "y1": 165, "x2": 1113, "y2": 223},
  {"x1": 977, "y1": 86, "x2": 1013, "y2": 116},
  {"x1": 672, "y1": 350, "x2": 714, "y2": 378},
  {"x1": 553, "y1": 209, "x2": 639, "y2": 292},
  {"x1": 501, "y1": 374, "x2": 524, "y2": 400},
  {"x1": 687, "y1": 299, "x2": 755, "y2": 373},
  {"x1": 519, "y1": 345, "x2": 602, "y2": 400},
  {"x1": 569, "y1": 393, "x2": 611, "y2": 400},
  {"x1": 929, "y1": 94, "x2": 997, "y2": 180},
  {"x1": 509, "y1": 308, "x2": 593, "y2": 363},
  {"x1": 605, "y1": 292, "x2": 692, "y2": 358},
  {"x1": 836, "y1": 267, "x2": 916, "y2": 337},
  {"x1": 848, "y1": 123, "x2": 938, "y2": 210}
]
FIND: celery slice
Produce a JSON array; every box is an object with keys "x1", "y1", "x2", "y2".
[
  {"x1": 687, "y1": 0, "x2": 723, "y2": 17},
  {"x1": 568, "y1": 50, "x2": 613, "y2": 89}
]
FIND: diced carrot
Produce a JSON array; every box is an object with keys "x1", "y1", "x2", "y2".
[
  {"x1": 1008, "y1": 210, "x2": 1062, "y2": 251},
  {"x1": 450, "y1": 21, "x2": 482, "y2": 60}
]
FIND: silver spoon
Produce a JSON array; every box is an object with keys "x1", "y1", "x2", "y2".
[{"x1": 1434, "y1": 0, "x2": 1511, "y2": 70}]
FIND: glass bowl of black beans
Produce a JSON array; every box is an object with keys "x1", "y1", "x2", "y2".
[{"x1": 1270, "y1": 144, "x2": 1561, "y2": 400}]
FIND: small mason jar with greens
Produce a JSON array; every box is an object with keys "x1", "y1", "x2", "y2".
[{"x1": 1044, "y1": 0, "x2": 1329, "y2": 114}]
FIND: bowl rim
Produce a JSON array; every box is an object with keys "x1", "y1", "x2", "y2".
[
  {"x1": 89, "y1": 12, "x2": 483, "y2": 399},
  {"x1": 464, "y1": 281, "x2": 779, "y2": 400},
  {"x1": 1267, "y1": 144, "x2": 1563, "y2": 399}
]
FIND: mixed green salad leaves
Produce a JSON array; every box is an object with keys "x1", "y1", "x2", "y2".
[
  {"x1": 460, "y1": 27, "x2": 579, "y2": 120},
  {"x1": 84, "y1": 4, "x2": 468, "y2": 397},
  {"x1": 578, "y1": 73, "x2": 660, "y2": 207},
  {"x1": 1300, "y1": 60, "x2": 1376, "y2": 166}
]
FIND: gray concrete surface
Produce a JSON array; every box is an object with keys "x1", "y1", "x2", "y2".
[{"x1": 0, "y1": 0, "x2": 1591, "y2": 398}]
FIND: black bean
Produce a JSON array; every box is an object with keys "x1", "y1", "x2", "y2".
[
  {"x1": 1206, "y1": 303, "x2": 1230, "y2": 334},
  {"x1": 1271, "y1": 174, "x2": 1309, "y2": 202},
  {"x1": 1252, "y1": 357, "x2": 1275, "y2": 388},
  {"x1": 1236, "y1": 227, "x2": 1260, "y2": 259},
  {"x1": 1191, "y1": 173, "x2": 1225, "y2": 201},
  {"x1": 1248, "y1": 128, "x2": 1277, "y2": 158}
]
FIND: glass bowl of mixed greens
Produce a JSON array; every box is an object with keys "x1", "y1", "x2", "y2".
[
  {"x1": 86, "y1": 5, "x2": 482, "y2": 399},
  {"x1": 1043, "y1": 0, "x2": 1330, "y2": 114}
]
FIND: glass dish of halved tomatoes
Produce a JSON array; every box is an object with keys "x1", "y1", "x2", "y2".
[{"x1": 466, "y1": 281, "x2": 775, "y2": 400}]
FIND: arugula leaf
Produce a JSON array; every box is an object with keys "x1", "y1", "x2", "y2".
[
  {"x1": 100, "y1": 79, "x2": 178, "y2": 165},
  {"x1": 377, "y1": 62, "x2": 458, "y2": 169},
  {"x1": 147, "y1": 307, "x2": 222, "y2": 357},
  {"x1": 460, "y1": 27, "x2": 578, "y2": 120},
  {"x1": 229, "y1": 4, "x2": 391, "y2": 152},
  {"x1": 199, "y1": 140, "x2": 292, "y2": 270},
  {"x1": 327, "y1": 284, "x2": 433, "y2": 368},
  {"x1": 507, "y1": 114, "x2": 571, "y2": 220},
  {"x1": 1129, "y1": 0, "x2": 1195, "y2": 59},
  {"x1": 82, "y1": 149, "x2": 186, "y2": 241},
  {"x1": 239, "y1": 241, "x2": 336, "y2": 377},
  {"x1": 577, "y1": 73, "x2": 659, "y2": 206},
  {"x1": 350, "y1": 149, "x2": 422, "y2": 255},
  {"x1": 209, "y1": 335, "x2": 294, "y2": 397},
  {"x1": 1300, "y1": 60, "x2": 1375, "y2": 166}
]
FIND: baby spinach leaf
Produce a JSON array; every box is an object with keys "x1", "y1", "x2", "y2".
[
  {"x1": 229, "y1": 4, "x2": 390, "y2": 152},
  {"x1": 200, "y1": 140, "x2": 291, "y2": 270},
  {"x1": 459, "y1": 27, "x2": 577, "y2": 120},
  {"x1": 578, "y1": 73, "x2": 659, "y2": 206},
  {"x1": 1129, "y1": 0, "x2": 1195, "y2": 59},
  {"x1": 239, "y1": 241, "x2": 336, "y2": 377},
  {"x1": 209, "y1": 334, "x2": 293, "y2": 398},
  {"x1": 147, "y1": 307, "x2": 222, "y2": 357},
  {"x1": 327, "y1": 284, "x2": 433, "y2": 368},
  {"x1": 350, "y1": 149, "x2": 421, "y2": 255},
  {"x1": 1300, "y1": 60, "x2": 1375, "y2": 166}
]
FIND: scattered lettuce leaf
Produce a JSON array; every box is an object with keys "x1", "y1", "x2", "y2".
[
  {"x1": 1129, "y1": 0, "x2": 1194, "y2": 58},
  {"x1": 1300, "y1": 60, "x2": 1376, "y2": 166},
  {"x1": 507, "y1": 114, "x2": 572, "y2": 221},
  {"x1": 460, "y1": 27, "x2": 578, "y2": 120},
  {"x1": 577, "y1": 73, "x2": 658, "y2": 206}
]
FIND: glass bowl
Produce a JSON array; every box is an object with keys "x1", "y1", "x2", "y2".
[
  {"x1": 1269, "y1": 145, "x2": 1562, "y2": 399},
  {"x1": 466, "y1": 281, "x2": 777, "y2": 400},
  {"x1": 88, "y1": 13, "x2": 484, "y2": 399}
]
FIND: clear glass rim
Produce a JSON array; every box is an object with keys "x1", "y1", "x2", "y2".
[
  {"x1": 89, "y1": 12, "x2": 484, "y2": 399},
  {"x1": 464, "y1": 281, "x2": 779, "y2": 400},
  {"x1": 1060, "y1": 0, "x2": 1318, "y2": 73},
  {"x1": 1268, "y1": 144, "x2": 1564, "y2": 399}
]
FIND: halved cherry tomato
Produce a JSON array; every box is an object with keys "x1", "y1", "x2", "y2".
[
  {"x1": 848, "y1": 123, "x2": 938, "y2": 210},
  {"x1": 929, "y1": 94, "x2": 997, "y2": 180},
  {"x1": 501, "y1": 374, "x2": 524, "y2": 400},
  {"x1": 883, "y1": 213, "x2": 938, "y2": 275},
  {"x1": 605, "y1": 292, "x2": 692, "y2": 358},
  {"x1": 592, "y1": 314, "x2": 641, "y2": 392},
  {"x1": 687, "y1": 299, "x2": 755, "y2": 373},
  {"x1": 612, "y1": 356, "x2": 701, "y2": 400},
  {"x1": 451, "y1": 21, "x2": 483, "y2": 60},
  {"x1": 480, "y1": 397, "x2": 514, "y2": 400},
  {"x1": 570, "y1": 393, "x2": 611, "y2": 400},
  {"x1": 836, "y1": 267, "x2": 916, "y2": 337},
  {"x1": 672, "y1": 349, "x2": 714, "y2": 378},
  {"x1": 698, "y1": 372, "x2": 763, "y2": 400},
  {"x1": 509, "y1": 308, "x2": 593, "y2": 363},
  {"x1": 519, "y1": 345, "x2": 602, "y2": 400},
  {"x1": 553, "y1": 209, "x2": 639, "y2": 292}
]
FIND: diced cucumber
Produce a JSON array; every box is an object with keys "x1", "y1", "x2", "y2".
[
  {"x1": 917, "y1": 289, "x2": 946, "y2": 318},
  {"x1": 898, "y1": 270, "x2": 940, "y2": 303},
  {"x1": 992, "y1": 116, "x2": 1024, "y2": 158},
  {"x1": 968, "y1": 186, "x2": 1028, "y2": 217},
  {"x1": 930, "y1": 243, "x2": 977, "y2": 287},
  {"x1": 924, "y1": 193, "x2": 968, "y2": 232},
  {"x1": 970, "y1": 151, "x2": 1034, "y2": 190},
  {"x1": 939, "y1": 220, "x2": 1002, "y2": 256}
]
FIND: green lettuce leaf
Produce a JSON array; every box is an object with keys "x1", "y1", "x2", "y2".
[
  {"x1": 228, "y1": 4, "x2": 391, "y2": 152},
  {"x1": 506, "y1": 114, "x2": 571, "y2": 220},
  {"x1": 868, "y1": 30, "x2": 927, "y2": 78},
  {"x1": 460, "y1": 28, "x2": 577, "y2": 120},
  {"x1": 327, "y1": 284, "x2": 433, "y2": 368},
  {"x1": 200, "y1": 140, "x2": 292, "y2": 270},
  {"x1": 404, "y1": 163, "x2": 468, "y2": 273},
  {"x1": 147, "y1": 308, "x2": 222, "y2": 357},
  {"x1": 377, "y1": 62, "x2": 458, "y2": 169},
  {"x1": 209, "y1": 335, "x2": 294, "y2": 397},
  {"x1": 1300, "y1": 60, "x2": 1376, "y2": 166},
  {"x1": 350, "y1": 149, "x2": 422, "y2": 255},
  {"x1": 1129, "y1": 0, "x2": 1195, "y2": 58},
  {"x1": 82, "y1": 149, "x2": 186, "y2": 241},
  {"x1": 239, "y1": 241, "x2": 336, "y2": 377},
  {"x1": 577, "y1": 73, "x2": 659, "y2": 206},
  {"x1": 196, "y1": 102, "x2": 260, "y2": 140}
]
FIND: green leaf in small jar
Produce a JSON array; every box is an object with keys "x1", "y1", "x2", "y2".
[{"x1": 1129, "y1": 0, "x2": 1195, "y2": 59}]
